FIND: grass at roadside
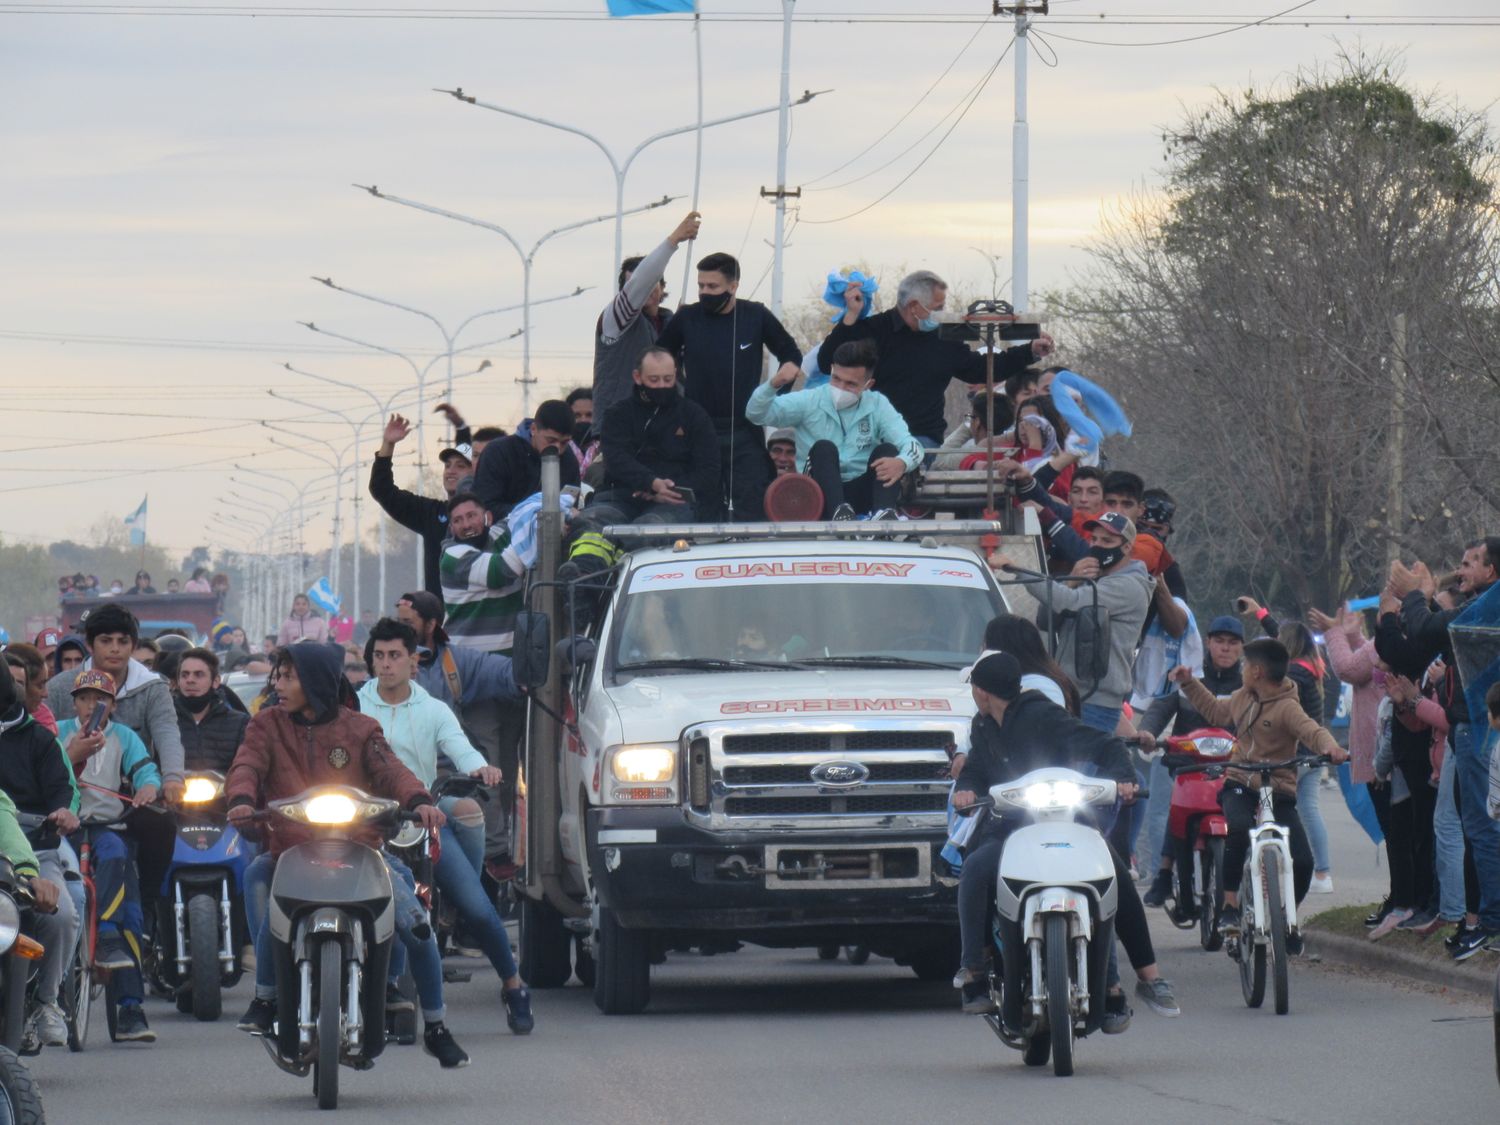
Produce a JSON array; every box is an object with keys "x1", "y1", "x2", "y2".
[{"x1": 1303, "y1": 903, "x2": 1372, "y2": 939}]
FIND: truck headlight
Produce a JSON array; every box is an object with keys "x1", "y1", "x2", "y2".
[{"x1": 605, "y1": 744, "x2": 678, "y2": 805}]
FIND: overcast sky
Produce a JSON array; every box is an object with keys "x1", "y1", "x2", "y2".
[{"x1": 2, "y1": 0, "x2": 1495, "y2": 560}]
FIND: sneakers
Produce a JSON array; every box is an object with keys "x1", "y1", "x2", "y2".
[
  {"x1": 1142, "y1": 869, "x2": 1173, "y2": 908},
  {"x1": 1216, "y1": 903, "x2": 1241, "y2": 935},
  {"x1": 959, "y1": 977, "x2": 995, "y2": 1015},
  {"x1": 1397, "y1": 909, "x2": 1438, "y2": 933},
  {"x1": 1284, "y1": 930, "x2": 1304, "y2": 957},
  {"x1": 867, "y1": 508, "x2": 899, "y2": 523},
  {"x1": 1444, "y1": 921, "x2": 1473, "y2": 953},
  {"x1": 32, "y1": 1002, "x2": 67, "y2": 1048},
  {"x1": 1135, "y1": 977, "x2": 1180, "y2": 1018},
  {"x1": 1450, "y1": 926, "x2": 1499, "y2": 962},
  {"x1": 1308, "y1": 873, "x2": 1334, "y2": 894},
  {"x1": 114, "y1": 1003, "x2": 156, "y2": 1043},
  {"x1": 385, "y1": 982, "x2": 415, "y2": 1013},
  {"x1": 1100, "y1": 991, "x2": 1131, "y2": 1034},
  {"x1": 1369, "y1": 908, "x2": 1413, "y2": 941},
  {"x1": 422, "y1": 1022, "x2": 469, "y2": 1069},
  {"x1": 1365, "y1": 898, "x2": 1393, "y2": 927},
  {"x1": 237, "y1": 997, "x2": 276, "y2": 1035},
  {"x1": 831, "y1": 503, "x2": 856, "y2": 522},
  {"x1": 96, "y1": 932, "x2": 136, "y2": 972},
  {"x1": 502, "y1": 985, "x2": 534, "y2": 1034}
]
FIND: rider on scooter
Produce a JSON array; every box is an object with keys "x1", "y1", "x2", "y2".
[
  {"x1": 1169, "y1": 638, "x2": 1347, "y2": 948},
  {"x1": 227, "y1": 643, "x2": 471, "y2": 1069},
  {"x1": 357, "y1": 618, "x2": 534, "y2": 1033},
  {"x1": 951, "y1": 652, "x2": 1180, "y2": 1031}
]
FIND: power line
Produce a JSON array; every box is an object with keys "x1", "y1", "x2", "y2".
[{"x1": 1033, "y1": 0, "x2": 1324, "y2": 47}]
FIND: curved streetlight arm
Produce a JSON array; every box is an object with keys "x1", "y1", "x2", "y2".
[
  {"x1": 268, "y1": 389, "x2": 390, "y2": 428},
  {"x1": 532, "y1": 195, "x2": 677, "y2": 258},
  {"x1": 262, "y1": 428, "x2": 344, "y2": 473},
  {"x1": 355, "y1": 185, "x2": 526, "y2": 262},
  {"x1": 620, "y1": 93, "x2": 822, "y2": 175},
  {"x1": 280, "y1": 361, "x2": 495, "y2": 418},
  {"x1": 294, "y1": 320, "x2": 422, "y2": 379},
  {"x1": 438, "y1": 87, "x2": 622, "y2": 174},
  {"x1": 450, "y1": 287, "x2": 588, "y2": 340}
]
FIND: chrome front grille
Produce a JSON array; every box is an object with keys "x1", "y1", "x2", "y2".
[{"x1": 686, "y1": 719, "x2": 961, "y2": 832}]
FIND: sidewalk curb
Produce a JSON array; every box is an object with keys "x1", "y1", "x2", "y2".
[{"x1": 1305, "y1": 927, "x2": 1495, "y2": 999}]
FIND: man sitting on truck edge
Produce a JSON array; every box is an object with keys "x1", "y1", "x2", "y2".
[{"x1": 745, "y1": 339, "x2": 924, "y2": 521}]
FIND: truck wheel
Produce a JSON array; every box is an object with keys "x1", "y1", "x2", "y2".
[
  {"x1": 815, "y1": 944, "x2": 840, "y2": 961},
  {"x1": 908, "y1": 936, "x2": 960, "y2": 982},
  {"x1": 593, "y1": 907, "x2": 650, "y2": 1015},
  {"x1": 519, "y1": 895, "x2": 572, "y2": 990}
]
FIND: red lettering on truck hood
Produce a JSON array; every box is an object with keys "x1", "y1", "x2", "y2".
[{"x1": 720, "y1": 698, "x2": 953, "y2": 715}]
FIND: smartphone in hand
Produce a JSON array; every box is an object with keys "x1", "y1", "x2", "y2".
[
  {"x1": 83, "y1": 701, "x2": 108, "y2": 735},
  {"x1": 673, "y1": 486, "x2": 697, "y2": 507}
]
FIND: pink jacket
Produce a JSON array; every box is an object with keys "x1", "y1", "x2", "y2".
[
  {"x1": 276, "y1": 612, "x2": 329, "y2": 647},
  {"x1": 1325, "y1": 629, "x2": 1384, "y2": 784}
]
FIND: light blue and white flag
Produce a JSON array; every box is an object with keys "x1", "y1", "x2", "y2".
[
  {"x1": 506, "y1": 491, "x2": 578, "y2": 570},
  {"x1": 123, "y1": 496, "x2": 148, "y2": 547},
  {"x1": 307, "y1": 577, "x2": 341, "y2": 616},
  {"x1": 606, "y1": 0, "x2": 695, "y2": 14}
]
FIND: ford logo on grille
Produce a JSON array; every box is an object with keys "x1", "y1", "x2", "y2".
[{"x1": 810, "y1": 760, "x2": 869, "y2": 787}]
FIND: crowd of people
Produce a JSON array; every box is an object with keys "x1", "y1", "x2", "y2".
[
  {"x1": 57, "y1": 569, "x2": 228, "y2": 601},
  {"x1": 1, "y1": 207, "x2": 1496, "y2": 1072}
]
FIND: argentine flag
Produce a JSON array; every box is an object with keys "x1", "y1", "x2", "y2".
[
  {"x1": 606, "y1": 0, "x2": 695, "y2": 14},
  {"x1": 123, "y1": 496, "x2": 148, "y2": 547},
  {"x1": 307, "y1": 577, "x2": 341, "y2": 616}
]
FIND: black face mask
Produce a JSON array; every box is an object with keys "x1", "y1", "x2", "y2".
[
  {"x1": 699, "y1": 290, "x2": 732, "y2": 314},
  {"x1": 179, "y1": 693, "x2": 214, "y2": 714},
  {"x1": 1087, "y1": 544, "x2": 1126, "y2": 571},
  {"x1": 638, "y1": 384, "x2": 677, "y2": 408},
  {"x1": 572, "y1": 421, "x2": 592, "y2": 445}
]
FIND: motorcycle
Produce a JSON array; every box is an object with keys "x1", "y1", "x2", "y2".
[
  {"x1": 976, "y1": 767, "x2": 1121, "y2": 1078},
  {"x1": 255, "y1": 785, "x2": 405, "y2": 1111},
  {"x1": 1158, "y1": 728, "x2": 1234, "y2": 950},
  {"x1": 158, "y1": 771, "x2": 254, "y2": 1022},
  {"x1": 0, "y1": 857, "x2": 49, "y2": 1124}
]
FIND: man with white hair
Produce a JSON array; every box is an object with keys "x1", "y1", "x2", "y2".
[{"x1": 816, "y1": 269, "x2": 1054, "y2": 446}]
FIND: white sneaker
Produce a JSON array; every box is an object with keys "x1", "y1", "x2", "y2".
[
  {"x1": 1308, "y1": 873, "x2": 1334, "y2": 894},
  {"x1": 34, "y1": 1002, "x2": 67, "y2": 1048}
]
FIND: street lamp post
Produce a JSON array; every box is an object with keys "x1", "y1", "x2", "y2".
[
  {"x1": 353, "y1": 186, "x2": 674, "y2": 415},
  {"x1": 262, "y1": 426, "x2": 357, "y2": 614},
  {"x1": 435, "y1": 85, "x2": 825, "y2": 290}
]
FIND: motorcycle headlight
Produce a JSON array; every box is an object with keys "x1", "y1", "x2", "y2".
[
  {"x1": 302, "y1": 793, "x2": 358, "y2": 825},
  {"x1": 0, "y1": 892, "x2": 20, "y2": 956},
  {"x1": 1000, "y1": 780, "x2": 1104, "y2": 810},
  {"x1": 272, "y1": 788, "x2": 398, "y2": 827},
  {"x1": 1192, "y1": 736, "x2": 1235, "y2": 759},
  {"x1": 181, "y1": 776, "x2": 223, "y2": 804}
]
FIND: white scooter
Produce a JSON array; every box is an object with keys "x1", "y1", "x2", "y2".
[{"x1": 981, "y1": 767, "x2": 1120, "y2": 1078}]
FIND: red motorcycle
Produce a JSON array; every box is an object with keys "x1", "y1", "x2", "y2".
[{"x1": 1159, "y1": 728, "x2": 1235, "y2": 951}]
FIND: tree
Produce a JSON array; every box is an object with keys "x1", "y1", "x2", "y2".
[{"x1": 1055, "y1": 51, "x2": 1500, "y2": 613}]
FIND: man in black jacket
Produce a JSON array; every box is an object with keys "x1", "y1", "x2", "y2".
[
  {"x1": 1384, "y1": 538, "x2": 1500, "y2": 958},
  {"x1": 654, "y1": 251, "x2": 801, "y2": 520},
  {"x1": 816, "y1": 270, "x2": 1054, "y2": 446},
  {"x1": 369, "y1": 411, "x2": 473, "y2": 597},
  {"x1": 472, "y1": 400, "x2": 580, "y2": 522},
  {"x1": 173, "y1": 648, "x2": 250, "y2": 774},
  {"x1": 595, "y1": 346, "x2": 720, "y2": 523},
  {"x1": 950, "y1": 652, "x2": 1178, "y2": 1028}
]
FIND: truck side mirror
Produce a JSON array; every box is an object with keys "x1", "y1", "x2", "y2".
[
  {"x1": 557, "y1": 636, "x2": 597, "y2": 675},
  {"x1": 512, "y1": 611, "x2": 552, "y2": 689}
]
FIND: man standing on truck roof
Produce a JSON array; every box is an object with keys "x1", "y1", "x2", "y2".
[
  {"x1": 654, "y1": 250, "x2": 803, "y2": 521},
  {"x1": 816, "y1": 270, "x2": 1054, "y2": 447}
]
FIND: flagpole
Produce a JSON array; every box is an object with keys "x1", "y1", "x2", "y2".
[{"x1": 677, "y1": 7, "x2": 704, "y2": 307}]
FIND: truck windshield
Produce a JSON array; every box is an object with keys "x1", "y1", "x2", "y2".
[{"x1": 611, "y1": 556, "x2": 1002, "y2": 675}]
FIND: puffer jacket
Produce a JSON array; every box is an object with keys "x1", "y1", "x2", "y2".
[
  {"x1": 1180, "y1": 677, "x2": 1342, "y2": 797},
  {"x1": 226, "y1": 644, "x2": 430, "y2": 855},
  {"x1": 176, "y1": 692, "x2": 251, "y2": 774}
]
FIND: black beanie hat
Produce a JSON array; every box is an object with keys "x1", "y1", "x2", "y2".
[{"x1": 968, "y1": 651, "x2": 1022, "y2": 701}]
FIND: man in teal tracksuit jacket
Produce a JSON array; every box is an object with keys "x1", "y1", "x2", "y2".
[{"x1": 745, "y1": 338, "x2": 925, "y2": 519}]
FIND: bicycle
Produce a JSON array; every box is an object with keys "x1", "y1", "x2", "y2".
[
  {"x1": 61, "y1": 812, "x2": 144, "y2": 1048},
  {"x1": 1220, "y1": 754, "x2": 1331, "y2": 1016}
]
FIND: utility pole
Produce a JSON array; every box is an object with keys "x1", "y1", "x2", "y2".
[
  {"x1": 763, "y1": 0, "x2": 799, "y2": 319},
  {"x1": 994, "y1": 1, "x2": 1048, "y2": 313}
]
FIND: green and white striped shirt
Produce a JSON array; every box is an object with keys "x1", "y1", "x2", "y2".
[{"x1": 440, "y1": 524, "x2": 525, "y2": 654}]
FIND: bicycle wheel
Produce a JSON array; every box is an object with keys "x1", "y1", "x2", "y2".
[
  {"x1": 1264, "y1": 850, "x2": 1289, "y2": 1015},
  {"x1": 1199, "y1": 839, "x2": 1225, "y2": 953},
  {"x1": 62, "y1": 930, "x2": 92, "y2": 1052},
  {"x1": 1238, "y1": 859, "x2": 1265, "y2": 1009}
]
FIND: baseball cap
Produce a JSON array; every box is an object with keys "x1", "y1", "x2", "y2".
[
  {"x1": 1082, "y1": 511, "x2": 1137, "y2": 545},
  {"x1": 1206, "y1": 615, "x2": 1245, "y2": 640},
  {"x1": 71, "y1": 669, "x2": 117, "y2": 697},
  {"x1": 34, "y1": 627, "x2": 63, "y2": 649},
  {"x1": 766, "y1": 429, "x2": 796, "y2": 449},
  {"x1": 438, "y1": 443, "x2": 474, "y2": 467},
  {"x1": 396, "y1": 591, "x2": 449, "y2": 645}
]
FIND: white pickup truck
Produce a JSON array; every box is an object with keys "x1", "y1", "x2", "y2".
[{"x1": 513, "y1": 513, "x2": 1041, "y2": 1014}]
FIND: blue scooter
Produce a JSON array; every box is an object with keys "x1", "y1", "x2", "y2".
[{"x1": 161, "y1": 772, "x2": 254, "y2": 1021}]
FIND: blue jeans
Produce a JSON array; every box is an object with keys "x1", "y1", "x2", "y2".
[
  {"x1": 1296, "y1": 764, "x2": 1330, "y2": 873},
  {"x1": 1433, "y1": 740, "x2": 1466, "y2": 920},
  {"x1": 1080, "y1": 703, "x2": 1121, "y2": 735},
  {"x1": 247, "y1": 849, "x2": 447, "y2": 1022},
  {"x1": 438, "y1": 795, "x2": 485, "y2": 876},
  {"x1": 1452, "y1": 724, "x2": 1500, "y2": 930},
  {"x1": 434, "y1": 825, "x2": 518, "y2": 981}
]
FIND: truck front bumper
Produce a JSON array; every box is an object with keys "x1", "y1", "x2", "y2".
[{"x1": 585, "y1": 806, "x2": 957, "y2": 935}]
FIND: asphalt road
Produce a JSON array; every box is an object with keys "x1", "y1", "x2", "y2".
[{"x1": 27, "y1": 790, "x2": 1496, "y2": 1124}]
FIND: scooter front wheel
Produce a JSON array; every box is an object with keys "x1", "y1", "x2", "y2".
[
  {"x1": 188, "y1": 894, "x2": 223, "y2": 1022},
  {"x1": 314, "y1": 939, "x2": 342, "y2": 1110},
  {"x1": 1044, "y1": 915, "x2": 1074, "y2": 1077},
  {"x1": 1264, "y1": 850, "x2": 1290, "y2": 1015}
]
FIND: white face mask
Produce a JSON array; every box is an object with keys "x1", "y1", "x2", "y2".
[{"x1": 828, "y1": 384, "x2": 860, "y2": 411}]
